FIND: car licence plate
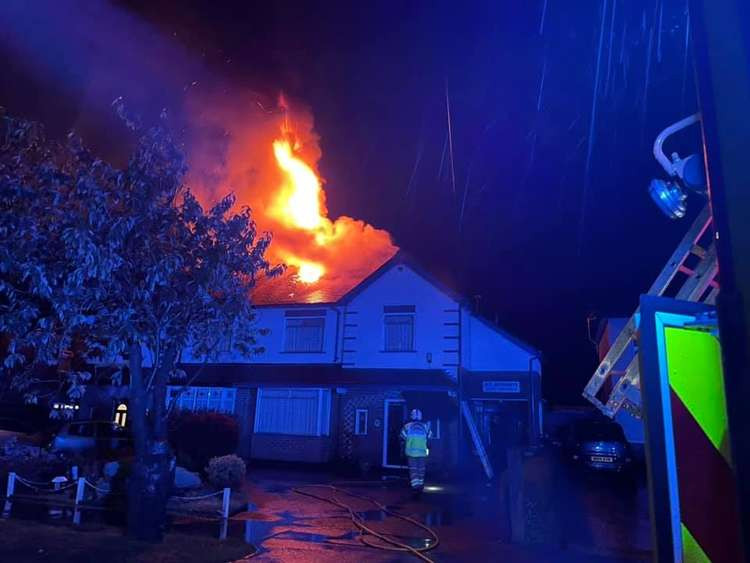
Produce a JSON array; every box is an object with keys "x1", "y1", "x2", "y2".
[{"x1": 591, "y1": 455, "x2": 614, "y2": 462}]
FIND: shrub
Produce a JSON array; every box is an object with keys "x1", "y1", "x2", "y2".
[
  {"x1": 168, "y1": 411, "x2": 239, "y2": 472},
  {"x1": 206, "y1": 454, "x2": 246, "y2": 489}
]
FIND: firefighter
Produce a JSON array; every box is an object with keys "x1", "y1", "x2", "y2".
[{"x1": 400, "y1": 409, "x2": 432, "y2": 493}]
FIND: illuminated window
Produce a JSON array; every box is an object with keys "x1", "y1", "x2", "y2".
[
  {"x1": 354, "y1": 409, "x2": 368, "y2": 436},
  {"x1": 166, "y1": 386, "x2": 236, "y2": 414},
  {"x1": 53, "y1": 402, "x2": 80, "y2": 412},
  {"x1": 114, "y1": 403, "x2": 128, "y2": 428},
  {"x1": 384, "y1": 306, "x2": 416, "y2": 352}
]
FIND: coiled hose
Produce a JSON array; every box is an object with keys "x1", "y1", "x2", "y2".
[{"x1": 291, "y1": 484, "x2": 439, "y2": 562}]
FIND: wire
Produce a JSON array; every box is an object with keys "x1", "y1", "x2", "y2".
[{"x1": 292, "y1": 484, "x2": 439, "y2": 563}]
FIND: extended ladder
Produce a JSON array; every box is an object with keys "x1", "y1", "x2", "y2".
[
  {"x1": 583, "y1": 205, "x2": 719, "y2": 418},
  {"x1": 460, "y1": 401, "x2": 494, "y2": 479}
]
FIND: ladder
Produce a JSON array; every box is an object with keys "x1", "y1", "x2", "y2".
[
  {"x1": 583, "y1": 205, "x2": 719, "y2": 418},
  {"x1": 460, "y1": 400, "x2": 494, "y2": 479}
]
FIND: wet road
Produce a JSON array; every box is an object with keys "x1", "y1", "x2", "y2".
[{"x1": 199, "y1": 453, "x2": 651, "y2": 562}]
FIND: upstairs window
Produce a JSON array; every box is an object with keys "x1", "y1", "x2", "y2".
[
  {"x1": 384, "y1": 306, "x2": 415, "y2": 352},
  {"x1": 284, "y1": 310, "x2": 326, "y2": 352}
]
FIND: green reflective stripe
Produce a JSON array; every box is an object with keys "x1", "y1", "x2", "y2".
[
  {"x1": 406, "y1": 436, "x2": 427, "y2": 456},
  {"x1": 681, "y1": 523, "x2": 710, "y2": 563},
  {"x1": 665, "y1": 327, "x2": 731, "y2": 463}
]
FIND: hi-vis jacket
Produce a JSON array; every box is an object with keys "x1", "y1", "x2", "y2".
[{"x1": 400, "y1": 421, "x2": 432, "y2": 458}]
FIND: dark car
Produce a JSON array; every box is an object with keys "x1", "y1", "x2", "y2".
[
  {"x1": 50, "y1": 420, "x2": 133, "y2": 457},
  {"x1": 563, "y1": 419, "x2": 632, "y2": 472},
  {"x1": 0, "y1": 417, "x2": 51, "y2": 449}
]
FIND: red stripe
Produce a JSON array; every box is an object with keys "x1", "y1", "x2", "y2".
[{"x1": 670, "y1": 391, "x2": 743, "y2": 563}]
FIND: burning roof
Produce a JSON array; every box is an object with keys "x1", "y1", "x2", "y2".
[
  {"x1": 188, "y1": 93, "x2": 397, "y2": 303},
  {"x1": 251, "y1": 253, "x2": 393, "y2": 305}
]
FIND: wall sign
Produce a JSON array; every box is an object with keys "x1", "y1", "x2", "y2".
[{"x1": 482, "y1": 380, "x2": 521, "y2": 393}]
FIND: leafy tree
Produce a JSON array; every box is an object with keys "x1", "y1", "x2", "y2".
[{"x1": 0, "y1": 102, "x2": 277, "y2": 540}]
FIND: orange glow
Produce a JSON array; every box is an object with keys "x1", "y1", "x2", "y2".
[
  {"x1": 186, "y1": 92, "x2": 398, "y2": 295},
  {"x1": 294, "y1": 259, "x2": 325, "y2": 283},
  {"x1": 270, "y1": 124, "x2": 336, "y2": 283},
  {"x1": 271, "y1": 139, "x2": 325, "y2": 232}
]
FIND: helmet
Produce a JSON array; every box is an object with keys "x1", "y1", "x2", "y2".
[{"x1": 410, "y1": 409, "x2": 422, "y2": 421}]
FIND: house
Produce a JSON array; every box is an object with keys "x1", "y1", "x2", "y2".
[{"x1": 170, "y1": 252, "x2": 543, "y2": 475}]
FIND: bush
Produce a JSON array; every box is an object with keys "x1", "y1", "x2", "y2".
[
  {"x1": 168, "y1": 411, "x2": 239, "y2": 472},
  {"x1": 206, "y1": 454, "x2": 246, "y2": 489}
]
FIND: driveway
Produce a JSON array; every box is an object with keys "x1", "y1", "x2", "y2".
[{"x1": 200, "y1": 456, "x2": 651, "y2": 562}]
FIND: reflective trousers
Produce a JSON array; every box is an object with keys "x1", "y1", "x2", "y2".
[{"x1": 407, "y1": 456, "x2": 426, "y2": 489}]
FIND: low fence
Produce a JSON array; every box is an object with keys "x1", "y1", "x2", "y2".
[{"x1": 3, "y1": 471, "x2": 232, "y2": 526}]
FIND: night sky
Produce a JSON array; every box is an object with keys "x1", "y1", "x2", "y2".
[{"x1": 0, "y1": 0, "x2": 703, "y2": 403}]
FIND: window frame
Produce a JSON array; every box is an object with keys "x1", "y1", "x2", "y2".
[
  {"x1": 253, "y1": 387, "x2": 331, "y2": 437},
  {"x1": 383, "y1": 307, "x2": 416, "y2": 352},
  {"x1": 354, "y1": 408, "x2": 368, "y2": 436},
  {"x1": 283, "y1": 313, "x2": 326, "y2": 353},
  {"x1": 166, "y1": 386, "x2": 236, "y2": 414},
  {"x1": 114, "y1": 403, "x2": 128, "y2": 428}
]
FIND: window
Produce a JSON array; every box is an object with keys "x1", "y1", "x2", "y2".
[
  {"x1": 354, "y1": 409, "x2": 368, "y2": 435},
  {"x1": 166, "y1": 386, "x2": 236, "y2": 414},
  {"x1": 384, "y1": 306, "x2": 415, "y2": 352},
  {"x1": 195, "y1": 388, "x2": 209, "y2": 411},
  {"x1": 254, "y1": 388, "x2": 331, "y2": 436},
  {"x1": 114, "y1": 403, "x2": 128, "y2": 428},
  {"x1": 284, "y1": 311, "x2": 326, "y2": 352}
]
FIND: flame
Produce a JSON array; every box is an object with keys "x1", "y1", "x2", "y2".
[
  {"x1": 296, "y1": 260, "x2": 325, "y2": 283},
  {"x1": 271, "y1": 139, "x2": 325, "y2": 232},
  {"x1": 186, "y1": 92, "x2": 398, "y2": 295},
  {"x1": 270, "y1": 128, "x2": 334, "y2": 283}
]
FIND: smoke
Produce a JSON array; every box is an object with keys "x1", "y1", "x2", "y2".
[
  {"x1": 1, "y1": 0, "x2": 397, "y2": 296},
  {"x1": 185, "y1": 89, "x2": 397, "y2": 291}
]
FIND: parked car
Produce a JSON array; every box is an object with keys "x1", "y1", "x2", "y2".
[
  {"x1": 50, "y1": 421, "x2": 132, "y2": 456},
  {"x1": 562, "y1": 419, "x2": 632, "y2": 472}
]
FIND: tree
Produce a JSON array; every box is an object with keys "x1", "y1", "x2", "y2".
[{"x1": 0, "y1": 102, "x2": 278, "y2": 540}]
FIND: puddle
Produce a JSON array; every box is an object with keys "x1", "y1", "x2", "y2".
[
  {"x1": 262, "y1": 483, "x2": 290, "y2": 494},
  {"x1": 269, "y1": 530, "x2": 358, "y2": 543},
  {"x1": 358, "y1": 506, "x2": 468, "y2": 527},
  {"x1": 358, "y1": 509, "x2": 387, "y2": 522},
  {"x1": 402, "y1": 537, "x2": 437, "y2": 550}
]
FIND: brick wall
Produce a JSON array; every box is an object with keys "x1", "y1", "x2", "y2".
[
  {"x1": 337, "y1": 389, "x2": 457, "y2": 472},
  {"x1": 250, "y1": 433, "x2": 334, "y2": 463}
]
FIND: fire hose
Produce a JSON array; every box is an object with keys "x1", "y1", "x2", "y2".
[{"x1": 290, "y1": 484, "x2": 439, "y2": 563}]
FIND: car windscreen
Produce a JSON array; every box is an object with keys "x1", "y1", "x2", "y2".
[{"x1": 577, "y1": 423, "x2": 625, "y2": 441}]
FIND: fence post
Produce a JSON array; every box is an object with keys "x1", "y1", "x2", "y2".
[
  {"x1": 222, "y1": 488, "x2": 231, "y2": 519},
  {"x1": 75, "y1": 478, "x2": 85, "y2": 506},
  {"x1": 5, "y1": 472, "x2": 15, "y2": 499},
  {"x1": 71, "y1": 465, "x2": 79, "y2": 481}
]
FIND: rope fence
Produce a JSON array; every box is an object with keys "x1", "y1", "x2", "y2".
[{"x1": 4, "y1": 472, "x2": 232, "y2": 524}]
